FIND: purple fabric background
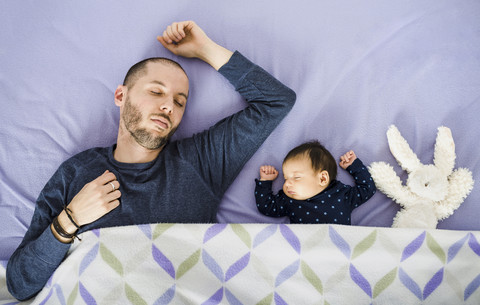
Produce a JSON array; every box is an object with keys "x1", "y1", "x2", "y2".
[{"x1": 1, "y1": 0, "x2": 479, "y2": 260}]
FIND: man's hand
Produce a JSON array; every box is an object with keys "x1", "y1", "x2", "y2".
[
  {"x1": 259, "y1": 165, "x2": 279, "y2": 181},
  {"x1": 339, "y1": 150, "x2": 357, "y2": 169},
  {"x1": 63, "y1": 170, "x2": 121, "y2": 227},
  {"x1": 157, "y1": 21, "x2": 233, "y2": 70},
  {"x1": 52, "y1": 170, "x2": 121, "y2": 242},
  {"x1": 157, "y1": 21, "x2": 209, "y2": 58}
]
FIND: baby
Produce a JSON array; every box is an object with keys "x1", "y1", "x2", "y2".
[{"x1": 255, "y1": 140, "x2": 376, "y2": 224}]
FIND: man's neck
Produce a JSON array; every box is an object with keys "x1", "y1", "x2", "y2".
[{"x1": 113, "y1": 131, "x2": 163, "y2": 163}]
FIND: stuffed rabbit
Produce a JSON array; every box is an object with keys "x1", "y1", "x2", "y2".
[{"x1": 368, "y1": 125, "x2": 474, "y2": 229}]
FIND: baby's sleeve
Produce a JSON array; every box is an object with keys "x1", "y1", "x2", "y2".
[{"x1": 255, "y1": 179, "x2": 289, "y2": 217}]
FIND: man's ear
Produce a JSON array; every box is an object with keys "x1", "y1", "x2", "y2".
[
  {"x1": 318, "y1": 170, "x2": 330, "y2": 186},
  {"x1": 114, "y1": 85, "x2": 127, "y2": 107}
]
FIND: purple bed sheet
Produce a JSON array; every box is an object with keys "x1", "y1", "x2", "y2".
[{"x1": 1, "y1": 0, "x2": 479, "y2": 260}]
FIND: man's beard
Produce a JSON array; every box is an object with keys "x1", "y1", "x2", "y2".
[{"x1": 122, "y1": 96, "x2": 177, "y2": 150}]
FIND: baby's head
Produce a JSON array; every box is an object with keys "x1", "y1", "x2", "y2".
[{"x1": 282, "y1": 141, "x2": 337, "y2": 200}]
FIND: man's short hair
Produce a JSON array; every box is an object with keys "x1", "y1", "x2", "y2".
[
  {"x1": 123, "y1": 57, "x2": 187, "y2": 89},
  {"x1": 283, "y1": 140, "x2": 337, "y2": 181}
]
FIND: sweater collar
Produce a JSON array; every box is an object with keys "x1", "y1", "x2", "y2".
[{"x1": 108, "y1": 144, "x2": 158, "y2": 170}]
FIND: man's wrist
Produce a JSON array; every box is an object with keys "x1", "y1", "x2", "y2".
[
  {"x1": 198, "y1": 41, "x2": 233, "y2": 70},
  {"x1": 51, "y1": 211, "x2": 78, "y2": 243},
  {"x1": 58, "y1": 211, "x2": 78, "y2": 233}
]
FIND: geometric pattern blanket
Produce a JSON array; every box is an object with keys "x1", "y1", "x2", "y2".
[{"x1": 1, "y1": 224, "x2": 479, "y2": 305}]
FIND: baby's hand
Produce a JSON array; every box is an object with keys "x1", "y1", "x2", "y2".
[
  {"x1": 339, "y1": 150, "x2": 357, "y2": 169},
  {"x1": 259, "y1": 165, "x2": 279, "y2": 181}
]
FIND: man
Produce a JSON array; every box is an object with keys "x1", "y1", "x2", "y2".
[{"x1": 7, "y1": 20, "x2": 295, "y2": 300}]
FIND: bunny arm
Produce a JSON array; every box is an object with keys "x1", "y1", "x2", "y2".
[
  {"x1": 433, "y1": 126, "x2": 456, "y2": 177},
  {"x1": 387, "y1": 125, "x2": 421, "y2": 173},
  {"x1": 434, "y1": 168, "x2": 474, "y2": 220},
  {"x1": 393, "y1": 204, "x2": 438, "y2": 229},
  {"x1": 368, "y1": 162, "x2": 418, "y2": 208}
]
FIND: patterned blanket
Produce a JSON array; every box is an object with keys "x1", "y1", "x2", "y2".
[{"x1": 1, "y1": 224, "x2": 479, "y2": 305}]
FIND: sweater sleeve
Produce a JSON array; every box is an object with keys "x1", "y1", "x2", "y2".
[
  {"x1": 6, "y1": 165, "x2": 72, "y2": 301},
  {"x1": 176, "y1": 51, "x2": 296, "y2": 198},
  {"x1": 255, "y1": 179, "x2": 289, "y2": 217},
  {"x1": 344, "y1": 158, "x2": 377, "y2": 209}
]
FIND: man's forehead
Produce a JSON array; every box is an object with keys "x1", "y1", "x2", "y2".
[
  {"x1": 142, "y1": 62, "x2": 189, "y2": 91},
  {"x1": 147, "y1": 61, "x2": 186, "y2": 75}
]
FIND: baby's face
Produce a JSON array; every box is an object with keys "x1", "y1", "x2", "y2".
[{"x1": 282, "y1": 157, "x2": 328, "y2": 200}]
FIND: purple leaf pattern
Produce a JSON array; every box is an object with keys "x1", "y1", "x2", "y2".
[
  {"x1": 350, "y1": 264, "x2": 372, "y2": 298},
  {"x1": 465, "y1": 274, "x2": 480, "y2": 301},
  {"x1": 280, "y1": 224, "x2": 300, "y2": 254},
  {"x1": 202, "y1": 249, "x2": 224, "y2": 282},
  {"x1": 152, "y1": 245, "x2": 175, "y2": 279},
  {"x1": 399, "y1": 268, "x2": 422, "y2": 300},
  {"x1": 275, "y1": 260, "x2": 300, "y2": 288},
  {"x1": 153, "y1": 285, "x2": 175, "y2": 305},
  {"x1": 225, "y1": 288, "x2": 243, "y2": 305},
  {"x1": 79, "y1": 282, "x2": 97, "y2": 305},
  {"x1": 253, "y1": 224, "x2": 278, "y2": 248},
  {"x1": 225, "y1": 253, "x2": 250, "y2": 282},
  {"x1": 274, "y1": 292, "x2": 288, "y2": 305},
  {"x1": 468, "y1": 233, "x2": 480, "y2": 256},
  {"x1": 80, "y1": 243, "x2": 99, "y2": 275},
  {"x1": 401, "y1": 232, "x2": 425, "y2": 262},
  {"x1": 447, "y1": 234, "x2": 469, "y2": 263},
  {"x1": 204, "y1": 224, "x2": 227, "y2": 244},
  {"x1": 329, "y1": 226, "x2": 351, "y2": 258},
  {"x1": 202, "y1": 288, "x2": 223, "y2": 305},
  {"x1": 423, "y1": 268, "x2": 443, "y2": 299}
]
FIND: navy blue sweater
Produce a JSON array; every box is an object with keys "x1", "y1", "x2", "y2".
[
  {"x1": 7, "y1": 51, "x2": 295, "y2": 301},
  {"x1": 255, "y1": 158, "x2": 376, "y2": 224}
]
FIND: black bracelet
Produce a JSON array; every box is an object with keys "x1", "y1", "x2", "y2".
[
  {"x1": 52, "y1": 216, "x2": 75, "y2": 243},
  {"x1": 64, "y1": 206, "x2": 80, "y2": 229}
]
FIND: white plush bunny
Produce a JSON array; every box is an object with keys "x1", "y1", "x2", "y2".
[{"x1": 368, "y1": 125, "x2": 474, "y2": 229}]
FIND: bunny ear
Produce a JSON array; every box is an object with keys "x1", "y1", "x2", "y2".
[
  {"x1": 434, "y1": 126, "x2": 456, "y2": 176},
  {"x1": 386, "y1": 125, "x2": 421, "y2": 173}
]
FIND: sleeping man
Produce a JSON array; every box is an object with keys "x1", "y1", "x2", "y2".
[{"x1": 7, "y1": 20, "x2": 296, "y2": 300}]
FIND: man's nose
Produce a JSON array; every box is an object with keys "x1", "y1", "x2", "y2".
[{"x1": 159, "y1": 99, "x2": 173, "y2": 114}]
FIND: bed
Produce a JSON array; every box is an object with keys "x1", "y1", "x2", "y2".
[{"x1": 1, "y1": 0, "x2": 479, "y2": 304}]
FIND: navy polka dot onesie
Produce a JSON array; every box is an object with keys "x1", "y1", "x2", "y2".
[{"x1": 255, "y1": 158, "x2": 376, "y2": 224}]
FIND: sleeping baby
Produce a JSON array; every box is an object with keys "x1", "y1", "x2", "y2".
[{"x1": 254, "y1": 140, "x2": 376, "y2": 224}]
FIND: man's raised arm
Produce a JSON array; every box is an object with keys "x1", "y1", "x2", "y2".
[{"x1": 160, "y1": 21, "x2": 296, "y2": 199}]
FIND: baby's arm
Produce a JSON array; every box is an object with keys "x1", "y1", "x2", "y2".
[
  {"x1": 339, "y1": 150, "x2": 357, "y2": 169},
  {"x1": 343, "y1": 155, "x2": 377, "y2": 209},
  {"x1": 259, "y1": 165, "x2": 279, "y2": 181},
  {"x1": 255, "y1": 165, "x2": 288, "y2": 218}
]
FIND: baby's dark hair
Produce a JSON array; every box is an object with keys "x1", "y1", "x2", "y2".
[{"x1": 283, "y1": 140, "x2": 337, "y2": 181}]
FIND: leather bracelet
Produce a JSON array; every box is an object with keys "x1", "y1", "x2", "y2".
[
  {"x1": 64, "y1": 206, "x2": 80, "y2": 229},
  {"x1": 52, "y1": 216, "x2": 78, "y2": 243}
]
